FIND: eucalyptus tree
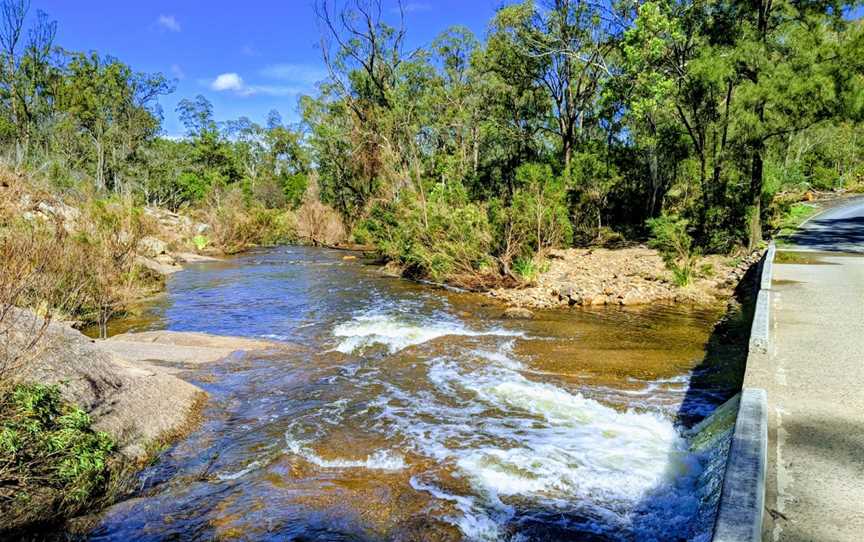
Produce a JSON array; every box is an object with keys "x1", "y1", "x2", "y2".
[
  {"x1": 310, "y1": 0, "x2": 414, "y2": 223},
  {"x1": 0, "y1": 0, "x2": 56, "y2": 167},
  {"x1": 484, "y1": 0, "x2": 623, "y2": 168},
  {"x1": 56, "y1": 53, "x2": 170, "y2": 193}
]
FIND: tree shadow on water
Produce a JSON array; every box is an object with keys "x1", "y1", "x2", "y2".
[{"x1": 675, "y1": 260, "x2": 761, "y2": 430}]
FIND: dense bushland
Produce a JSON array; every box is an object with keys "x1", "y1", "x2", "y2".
[
  {"x1": 304, "y1": 0, "x2": 864, "y2": 282},
  {"x1": 2, "y1": 0, "x2": 862, "y2": 287}
]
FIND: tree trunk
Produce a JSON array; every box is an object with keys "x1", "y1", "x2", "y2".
[
  {"x1": 648, "y1": 145, "x2": 660, "y2": 217},
  {"x1": 96, "y1": 141, "x2": 105, "y2": 192},
  {"x1": 748, "y1": 143, "x2": 764, "y2": 250},
  {"x1": 563, "y1": 133, "x2": 573, "y2": 169}
]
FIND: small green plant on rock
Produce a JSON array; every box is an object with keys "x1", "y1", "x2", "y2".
[
  {"x1": 0, "y1": 383, "x2": 116, "y2": 531},
  {"x1": 192, "y1": 235, "x2": 209, "y2": 251},
  {"x1": 512, "y1": 257, "x2": 550, "y2": 283},
  {"x1": 647, "y1": 215, "x2": 701, "y2": 287}
]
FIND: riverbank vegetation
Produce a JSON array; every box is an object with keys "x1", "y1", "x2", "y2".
[
  {"x1": 0, "y1": 383, "x2": 119, "y2": 533},
  {"x1": 304, "y1": 0, "x2": 864, "y2": 284},
  {"x1": 1, "y1": 0, "x2": 861, "y2": 296}
]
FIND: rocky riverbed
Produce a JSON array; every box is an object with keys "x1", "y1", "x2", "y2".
[{"x1": 489, "y1": 246, "x2": 763, "y2": 310}]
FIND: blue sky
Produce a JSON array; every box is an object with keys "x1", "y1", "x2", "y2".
[{"x1": 36, "y1": 1, "x2": 501, "y2": 136}]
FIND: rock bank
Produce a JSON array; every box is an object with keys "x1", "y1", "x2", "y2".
[
  {"x1": 5, "y1": 309, "x2": 285, "y2": 460},
  {"x1": 5, "y1": 309, "x2": 202, "y2": 460},
  {"x1": 98, "y1": 330, "x2": 286, "y2": 374}
]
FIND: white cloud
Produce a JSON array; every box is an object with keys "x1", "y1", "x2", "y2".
[
  {"x1": 170, "y1": 64, "x2": 185, "y2": 80},
  {"x1": 209, "y1": 72, "x2": 302, "y2": 97},
  {"x1": 211, "y1": 72, "x2": 245, "y2": 92},
  {"x1": 157, "y1": 14, "x2": 181, "y2": 32},
  {"x1": 241, "y1": 44, "x2": 259, "y2": 57}
]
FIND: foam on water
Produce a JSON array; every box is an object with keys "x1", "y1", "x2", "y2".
[
  {"x1": 380, "y1": 344, "x2": 705, "y2": 539},
  {"x1": 333, "y1": 312, "x2": 522, "y2": 354},
  {"x1": 296, "y1": 310, "x2": 715, "y2": 539},
  {"x1": 216, "y1": 459, "x2": 263, "y2": 481},
  {"x1": 285, "y1": 437, "x2": 406, "y2": 471}
]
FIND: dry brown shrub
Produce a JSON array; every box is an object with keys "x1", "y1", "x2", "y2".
[
  {"x1": 1, "y1": 173, "x2": 161, "y2": 345},
  {"x1": 196, "y1": 187, "x2": 297, "y2": 254},
  {"x1": 292, "y1": 176, "x2": 346, "y2": 246},
  {"x1": 296, "y1": 198, "x2": 346, "y2": 246},
  {"x1": 0, "y1": 228, "x2": 90, "y2": 388}
]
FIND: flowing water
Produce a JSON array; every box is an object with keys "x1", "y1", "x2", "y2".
[{"x1": 87, "y1": 247, "x2": 741, "y2": 542}]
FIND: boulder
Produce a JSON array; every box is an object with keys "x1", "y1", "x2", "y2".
[
  {"x1": 589, "y1": 294, "x2": 609, "y2": 306},
  {"x1": 138, "y1": 236, "x2": 168, "y2": 258},
  {"x1": 4, "y1": 308, "x2": 204, "y2": 460},
  {"x1": 136, "y1": 255, "x2": 182, "y2": 275},
  {"x1": 380, "y1": 261, "x2": 404, "y2": 278},
  {"x1": 36, "y1": 200, "x2": 80, "y2": 225},
  {"x1": 99, "y1": 330, "x2": 286, "y2": 371},
  {"x1": 619, "y1": 289, "x2": 648, "y2": 305}
]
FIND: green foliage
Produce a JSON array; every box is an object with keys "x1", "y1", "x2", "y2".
[
  {"x1": 192, "y1": 235, "x2": 209, "y2": 251},
  {"x1": 647, "y1": 215, "x2": 701, "y2": 286},
  {"x1": 360, "y1": 183, "x2": 493, "y2": 283},
  {"x1": 511, "y1": 163, "x2": 573, "y2": 251},
  {"x1": 0, "y1": 0, "x2": 861, "y2": 289},
  {"x1": 772, "y1": 201, "x2": 821, "y2": 238},
  {"x1": 0, "y1": 384, "x2": 116, "y2": 524},
  {"x1": 197, "y1": 188, "x2": 297, "y2": 254},
  {"x1": 512, "y1": 257, "x2": 549, "y2": 282}
]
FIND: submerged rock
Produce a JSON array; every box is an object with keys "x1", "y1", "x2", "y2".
[
  {"x1": 99, "y1": 330, "x2": 286, "y2": 371},
  {"x1": 503, "y1": 307, "x2": 534, "y2": 319},
  {"x1": 380, "y1": 261, "x2": 404, "y2": 278}
]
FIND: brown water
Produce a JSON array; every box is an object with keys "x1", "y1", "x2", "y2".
[{"x1": 87, "y1": 247, "x2": 738, "y2": 541}]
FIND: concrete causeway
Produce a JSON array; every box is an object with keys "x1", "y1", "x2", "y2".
[{"x1": 743, "y1": 198, "x2": 864, "y2": 541}]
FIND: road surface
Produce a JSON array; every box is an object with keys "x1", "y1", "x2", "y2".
[
  {"x1": 745, "y1": 197, "x2": 864, "y2": 541},
  {"x1": 786, "y1": 196, "x2": 864, "y2": 253}
]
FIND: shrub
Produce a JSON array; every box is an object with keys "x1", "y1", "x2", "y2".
[
  {"x1": 511, "y1": 163, "x2": 573, "y2": 252},
  {"x1": 192, "y1": 234, "x2": 209, "y2": 251},
  {"x1": 1, "y1": 181, "x2": 162, "y2": 336},
  {"x1": 511, "y1": 256, "x2": 549, "y2": 283},
  {"x1": 595, "y1": 226, "x2": 627, "y2": 248},
  {"x1": 197, "y1": 187, "x2": 298, "y2": 253},
  {"x1": 647, "y1": 214, "x2": 700, "y2": 286},
  {"x1": 0, "y1": 383, "x2": 117, "y2": 530},
  {"x1": 361, "y1": 182, "x2": 494, "y2": 284},
  {"x1": 295, "y1": 199, "x2": 345, "y2": 246}
]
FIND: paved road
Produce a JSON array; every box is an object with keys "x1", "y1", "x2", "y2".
[
  {"x1": 745, "y1": 197, "x2": 864, "y2": 541},
  {"x1": 786, "y1": 196, "x2": 864, "y2": 253}
]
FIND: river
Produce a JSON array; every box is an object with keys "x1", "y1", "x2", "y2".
[{"x1": 87, "y1": 246, "x2": 741, "y2": 541}]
